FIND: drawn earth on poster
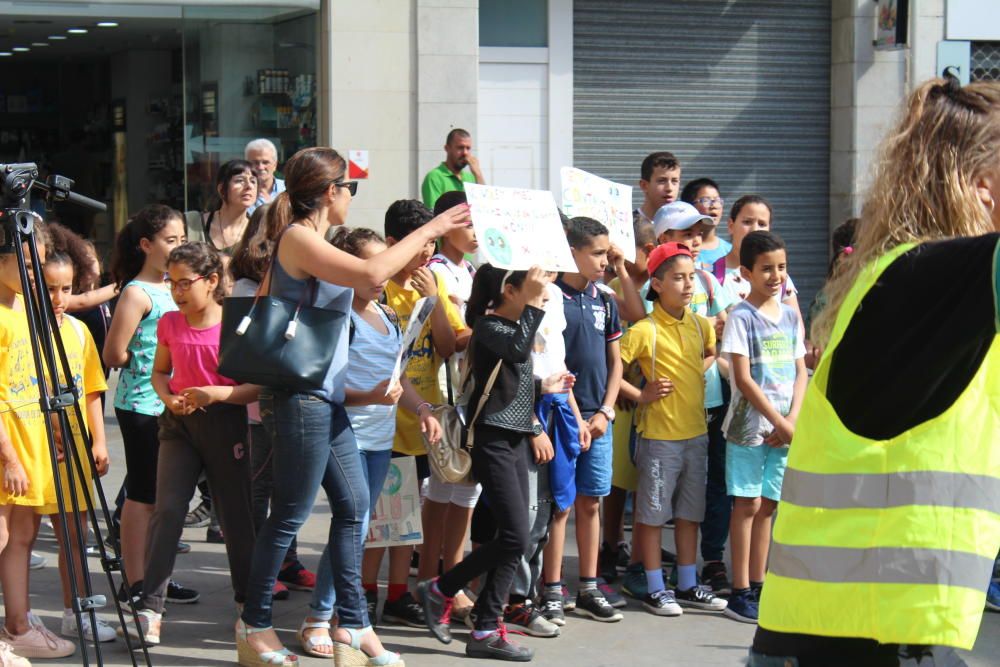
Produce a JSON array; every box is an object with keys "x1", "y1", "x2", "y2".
[
  {"x1": 366, "y1": 455, "x2": 423, "y2": 548},
  {"x1": 560, "y1": 167, "x2": 635, "y2": 262},
  {"x1": 465, "y1": 183, "x2": 577, "y2": 273}
]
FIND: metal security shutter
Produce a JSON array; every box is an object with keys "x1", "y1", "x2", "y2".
[
  {"x1": 574, "y1": 0, "x2": 830, "y2": 310},
  {"x1": 971, "y1": 42, "x2": 1000, "y2": 81}
]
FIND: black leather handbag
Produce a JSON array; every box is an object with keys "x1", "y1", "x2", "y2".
[{"x1": 218, "y1": 229, "x2": 346, "y2": 392}]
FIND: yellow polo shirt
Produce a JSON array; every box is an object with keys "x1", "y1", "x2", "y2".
[{"x1": 619, "y1": 302, "x2": 714, "y2": 441}]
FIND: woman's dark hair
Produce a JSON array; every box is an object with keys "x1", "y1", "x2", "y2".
[
  {"x1": 167, "y1": 242, "x2": 226, "y2": 303},
  {"x1": 263, "y1": 147, "x2": 347, "y2": 242},
  {"x1": 465, "y1": 264, "x2": 528, "y2": 328},
  {"x1": 680, "y1": 177, "x2": 721, "y2": 205},
  {"x1": 229, "y1": 205, "x2": 271, "y2": 284},
  {"x1": 211, "y1": 159, "x2": 256, "y2": 210},
  {"x1": 110, "y1": 204, "x2": 182, "y2": 289},
  {"x1": 729, "y1": 194, "x2": 773, "y2": 222},
  {"x1": 329, "y1": 226, "x2": 385, "y2": 257},
  {"x1": 566, "y1": 216, "x2": 609, "y2": 249},
  {"x1": 46, "y1": 222, "x2": 99, "y2": 293}
]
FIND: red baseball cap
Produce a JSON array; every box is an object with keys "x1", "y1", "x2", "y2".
[{"x1": 646, "y1": 242, "x2": 693, "y2": 301}]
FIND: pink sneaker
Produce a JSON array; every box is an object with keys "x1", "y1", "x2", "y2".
[{"x1": 1, "y1": 626, "x2": 75, "y2": 659}]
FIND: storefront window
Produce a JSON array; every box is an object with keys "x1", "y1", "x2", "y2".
[{"x1": 182, "y1": 5, "x2": 318, "y2": 212}]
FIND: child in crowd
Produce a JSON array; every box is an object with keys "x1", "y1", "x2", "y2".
[
  {"x1": 541, "y1": 217, "x2": 624, "y2": 624},
  {"x1": 644, "y1": 201, "x2": 736, "y2": 595},
  {"x1": 617, "y1": 242, "x2": 727, "y2": 617},
  {"x1": 104, "y1": 206, "x2": 198, "y2": 607},
  {"x1": 599, "y1": 218, "x2": 656, "y2": 584},
  {"x1": 420, "y1": 265, "x2": 552, "y2": 662},
  {"x1": 634, "y1": 152, "x2": 682, "y2": 225},
  {"x1": 300, "y1": 228, "x2": 443, "y2": 657},
  {"x1": 39, "y1": 251, "x2": 114, "y2": 644},
  {"x1": 0, "y1": 228, "x2": 76, "y2": 662},
  {"x1": 361, "y1": 199, "x2": 471, "y2": 627},
  {"x1": 428, "y1": 190, "x2": 478, "y2": 313},
  {"x1": 720, "y1": 231, "x2": 807, "y2": 624},
  {"x1": 133, "y1": 243, "x2": 258, "y2": 645},
  {"x1": 681, "y1": 178, "x2": 731, "y2": 271}
]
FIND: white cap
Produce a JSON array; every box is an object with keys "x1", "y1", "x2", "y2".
[{"x1": 653, "y1": 201, "x2": 715, "y2": 238}]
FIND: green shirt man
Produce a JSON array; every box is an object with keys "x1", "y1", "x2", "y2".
[{"x1": 421, "y1": 128, "x2": 484, "y2": 210}]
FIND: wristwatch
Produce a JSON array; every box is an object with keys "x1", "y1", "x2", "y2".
[
  {"x1": 531, "y1": 422, "x2": 544, "y2": 437},
  {"x1": 598, "y1": 405, "x2": 616, "y2": 422}
]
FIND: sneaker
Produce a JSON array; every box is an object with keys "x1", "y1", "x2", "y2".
[
  {"x1": 675, "y1": 585, "x2": 728, "y2": 612},
  {"x1": 277, "y1": 560, "x2": 316, "y2": 591},
  {"x1": 166, "y1": 580, "x2": 199, "y2": 604},
  {"x1": 104, "y1": 533, "x2": 120, "y2": 553},
  {"x1": 61, "y1": 611, "x2": 116, "y2": 643},
  {"x1": 176, "y1": 541, "x2": 191, "y2": 554},
  {"x1": 184, "y1": 500, "x2": 212, "y2": 528},
  {"x1": 206, "y1": 527, "x2": 224, "y2": 544},
  {"x1": 621, "y1": 562, "x2": 646, "y2": 599},
  {"x1": 117, "y1": 580, "x2": 142, "y2": 606},
  {"x1": 416, "y1": 578, "x2": 453, "y2": 644},
  {"x1": 409, "y1": 550, "x2": 420, "y2": 577},
  {"x1": 272, "y1": 581, "x2": 290, "y2": 601},
  {"x1": 381, "y1": 591, "x2": 425, "y2": 628},
  {"x1": 1, "y1": 624, "x2": 76, "y2": 658},
  {"x1": 28, "y1": 552, "x2": 46, "y2": 570},
  {"x1": 661, "y1": 548, "x2": 677, "y2": 564},
  {"x1": 465, "y1": 624, "x2": 534, "y2": 662},
  {"x1": 538, "y1": 587, "x2": 565, "y2": 626},
  {"x1": 615, "y1": 541, "x2": 631, "y2": 572},
  {"x1": 572, "y1": 588, "x2": 623, "y2": 623},
  {"x1": 503, "y1": 601, "x2": 559, "y2": 638},
  {"x1": 365, "y1": 589, "x2": 379, "y2": 627},
  {"x1": 120, "y1": 609, "x2": 161, "y2": 646},
  {"x1": 701, "y1": 561, "x2": 732, "y2": 596},
  {"x1": 986, "y1": 580, "x2": 1000, "y2": 612},
  {"x1": 596, "y1": 577, "x2": 627, "y2": 609},
  {"x1": 642, "y1": 589, "x2": 683, "y2": 616},
  {"x1": 599, "y1": 541, "x2": 619, "y2": 582},
  {"x1": 561, "y1": 584, "x2": 575, "y2": 612},
  {"x1": 723, "y1": 589, "x2": 759, "y2": 624},
  {"x1": 750, "y1": 583, "x2": 764, "y2": 603}
]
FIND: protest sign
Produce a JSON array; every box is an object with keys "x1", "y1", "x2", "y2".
[
  {"x1": 387, "y1": 296, "x2": 436, "y2": 393},
  {"x1": 465, "y1": 182, "x2": 577, "y2": 272},
  {"x1": 560, "y1": 167, "x2": 635, "y2": 261},
  {"x1": 366, "y1": 456, "x2": 423, "y2": 548}
]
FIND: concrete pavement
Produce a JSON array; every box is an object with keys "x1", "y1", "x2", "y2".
[{"x1": 20, "y1": 413, "x2": 1000, "y2": 666}]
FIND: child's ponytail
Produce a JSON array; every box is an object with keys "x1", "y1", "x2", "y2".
[
  {"x1": 465, "y1": 264, "x2": 528, "y2": 328},
  {"x1": 110, "y1": 204, "x2": 181, "y2": 289}
]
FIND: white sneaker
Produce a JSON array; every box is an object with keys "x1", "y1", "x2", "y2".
[
  {"x1": 61, "y1": 612, "x2": 116, "y2": 643},
  {"x1": 28, "y1": 552, "x2": 45, "y2": 570}
]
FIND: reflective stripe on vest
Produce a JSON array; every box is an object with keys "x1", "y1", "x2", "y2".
[{"x1": 758, "y1": 242, "x2": 1000, "y2": 650}]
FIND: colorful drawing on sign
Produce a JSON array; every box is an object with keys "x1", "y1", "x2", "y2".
[
  {"x1": 560, "y1": 167, "x2": 635, "y2": 262},
  {"x1": 366, "y1": 456, "x2": 423, "y2": 548},
  {"x1": 388, "y1": 296, "x2": 437, "y2": 392},
  {"x1": 464, "y1": 183, "x2": 577, "y2": 273}
]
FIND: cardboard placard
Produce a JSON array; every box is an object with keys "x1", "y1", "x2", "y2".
[
  {"x1": 365, "y1": 455, "x2": 423, "y2": 548},
  {"x1": 560, "y1": 167, "x2": 635, "y2": 262},
  {"x1": 465, "y1": 183, "x2": 577, "y2": 272}
]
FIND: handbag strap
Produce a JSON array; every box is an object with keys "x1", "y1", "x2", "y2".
[
  {"x1": 253, "y1": 224, "x2": 316, "y2": 309},
  {"x1": 464, "y1": 359, "x2": 503, "y2": 450}
]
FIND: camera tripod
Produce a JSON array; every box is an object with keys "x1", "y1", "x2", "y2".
[{"x1": 0, "y1": 162, "x2": 153, "y2": 666}]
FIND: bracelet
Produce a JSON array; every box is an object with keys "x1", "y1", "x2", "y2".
[{"x1": 416, "y1": 401, "x2": 432, "y2": 415}]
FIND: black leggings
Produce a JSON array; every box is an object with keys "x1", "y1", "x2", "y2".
[
  {"x1": 116, "y1": 409, "x2": 160, "y2": 505},
  {"x1": 438, "y1": 425, "x2": 530, "y2": 631}
]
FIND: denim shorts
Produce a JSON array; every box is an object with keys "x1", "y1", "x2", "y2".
[
  {"x1": 726, "y1": 442, "x2": 788, "y2": 501},
  {"x1": 576, "y1": 423, "x2": 613, "y2": 497}
]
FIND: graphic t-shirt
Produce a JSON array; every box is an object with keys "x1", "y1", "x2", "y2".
[
  {"x1": 385, "y1": 273, "x2": 467, "y2": 455},
  {"x1": 721, "y1": 301, "x2": 805, "y2": 446},
  {"x1": 556, "y1": 278, "x2": 623, "y2": 415}
]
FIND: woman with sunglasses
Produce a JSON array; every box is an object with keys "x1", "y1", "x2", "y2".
[{"x1": 236, "y1": 147, "x2": 471, "y2": 667}]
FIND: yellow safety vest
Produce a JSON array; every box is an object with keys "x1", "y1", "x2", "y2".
[{"x1": 759, "y1": 243, "x2": 1000, "y2": 650}]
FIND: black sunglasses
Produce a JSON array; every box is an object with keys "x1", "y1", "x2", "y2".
[{"x1": 334, "y1": 180, "x2": 358, "y2": 196}]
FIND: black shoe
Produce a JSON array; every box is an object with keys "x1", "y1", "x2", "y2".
[
  {"x1": 365, "y1": 589, "x2": 378, "y2": 628},
  {"x1": 409, "y1": 550, "x2": 420, "y2": 577},
  {"x1": 166, "y1": 580, "x2": 200, "y2": 604},
  {"x1": 417, "y1": 578, "x2": 453, "y2": 644},
  {"x1": 598, "y1": 542, "x2": 619, "y2": 582},
  {"x1": 465, "y1": 626, "x2": 534, "y2": 662},
  {"x1": 701, "y1": 561, "x2": 732, "y2": 596},
  {"x1": 381, "y1": 591, "x2": 425, "y2": 628},
  {"x1": 572, "y1": 588, "x2": 623, "y2": 622},
  {"x1": 615, "y1": 541, "x2": 631, "y2": 572},
  {"x1": 674, "y1": 585, "x2": 727, "y2": 612},
  {"x1": 104, "y1": 533, "x2": 121, "y2": 553},
  {"x1": 661, "y1": 548, "x2": 677, "y2": 564},
  {"x1": 206, "y1": 527, "x2": 224, "y2": 544},
  {"x1": 117, "y1": 580, "x2": 142, "y2": 606},
  {"x1": 176, "y1": 541, "x2": 191, "y2": 554}
]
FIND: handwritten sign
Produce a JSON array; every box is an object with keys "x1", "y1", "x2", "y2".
[
  {"x1": 388, "y1": 296, "x2": 436, "y2": 392},
  {"x1": 465, "y1": 183, "x2": 577, "y2": 273},
  {"x1": 560, "y1": 167, "x2": 635, "y2": 262},
  {"x1": 366, "y1": 456, "x2": 423, "y2": 548}
]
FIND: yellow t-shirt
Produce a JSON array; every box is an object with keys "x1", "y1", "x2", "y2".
[
  {"x1": 619, "y1": 302, "x2": 714, "y2": 441},
  {"x1": 384, "y1": 273, "x2": 467, "y2": 455},
  {"x1": 39, "y1": 315, "x2": 108, "y2": 514},
  {"x1": 0, "y1": 299, "x2": 50, "y2": 507}
]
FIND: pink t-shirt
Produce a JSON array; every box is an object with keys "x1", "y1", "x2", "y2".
[{"x1": 156, "y1": 311, "x2": 237, "y2": 395}]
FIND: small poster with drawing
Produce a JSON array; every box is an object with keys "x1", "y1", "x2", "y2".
[
  {"x1": 366, "y1": 455, "x2": 423, "y2": 548},
  {"x1": 560, "y1": 167, "x2": 635, "y2": 262}
]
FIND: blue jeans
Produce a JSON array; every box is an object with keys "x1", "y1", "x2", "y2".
[
  {"x1": 241, "y1": 391, "x2": 370, "y2": 629},
  {"x1": 309, "y1": 448, "x2": 393, "y2": 620}
]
